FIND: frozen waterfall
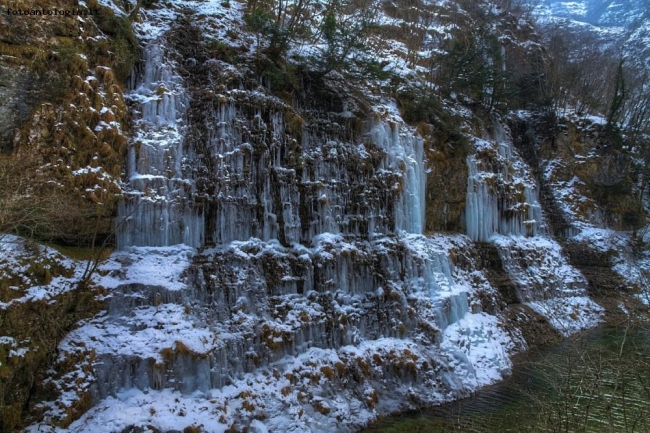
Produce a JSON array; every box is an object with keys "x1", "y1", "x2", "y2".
[
  {"x1": 370, "y1": 120, "x2": 425, "y2": 235},
  {"x1": 116, "y1": 38, "x2": 427, "y2": 249},
  {"x1": 116, "y1": 44, "x2": 204, "y2": 248},
  {"x1": 466, "y1": 122, "x2": 543, "y2": 242}
]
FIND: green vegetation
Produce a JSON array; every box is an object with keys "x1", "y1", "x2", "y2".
[
  {"x1": 313, "y1": 1, "x2": 372, "y2": 75},
  {"x1": 204, "y1": 38, "x2": 238, "y2": 64}
]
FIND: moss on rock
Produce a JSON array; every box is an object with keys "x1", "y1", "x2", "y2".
[
  {"x1": 0, "y1": 239, "x2": 105, "y2": 431},
  {"x1": 0, "y1": 0, "x2": 139, "y2": 245}
]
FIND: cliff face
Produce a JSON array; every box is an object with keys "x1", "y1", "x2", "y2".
[
  {"x1": 0, "y1": 62, "x2": 37, "y2": 154},
  {"x1": 0, "y1": 0, "x2": 138, "y2": 243},
  {"x1": 1, "y1": 0, "x2": 648, "y2": 432},
  {"x1": 0, "y1": 236, "x2": 105, "y2": 431}
]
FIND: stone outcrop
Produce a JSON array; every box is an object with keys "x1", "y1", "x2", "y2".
[{"x1": 0, "y1": 64, "x2": 38, "y2": 153}]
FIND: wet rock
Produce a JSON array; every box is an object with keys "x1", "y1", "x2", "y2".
[{"x1": 0, "y1": 63, "x2": 38, "y2": 153}]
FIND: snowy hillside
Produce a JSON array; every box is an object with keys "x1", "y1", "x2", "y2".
[{"x1": 532, "y1": 0, "x2": 650, "y2": 69}]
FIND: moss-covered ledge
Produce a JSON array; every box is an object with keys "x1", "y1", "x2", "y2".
[{"x1": 0, "y1": 236, "x2": 105, "y2": 431}]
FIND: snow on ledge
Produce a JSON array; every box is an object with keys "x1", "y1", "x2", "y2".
[
  {"x1": 527, "y1": 296, "x2": 604, "y2": 337},
  {"x1": 96, "y1": 245, "x2": 196, "y2": 291}
]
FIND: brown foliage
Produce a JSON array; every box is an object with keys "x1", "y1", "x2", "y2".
[{"x1": 0, "y1": 155, "x2": 107, "y2": 244}]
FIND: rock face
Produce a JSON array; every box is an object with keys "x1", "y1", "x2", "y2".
[
  {"x1": 0, "y1": 1, "x2": 138, "y2": 428},
  {"x1": 509, "y1": 112, "x2": 642, "y2": 233},
  {"x1": 465, "y1": 120, "x2": 544, "y2": 242},
  {"x1": 1, "y1": 0, "x2": 648, "y2": 432},
  {"x1": 116, "y1": 18, "x2": 425, "y2": 248},
  {"x1": 0, "y1": 0, "x2": 138, "y2": 243},
  {"x1": 0, "y1": 236, "x2": 103, "y2": 432},
  {"x1": 0, "y1": 64, "x2": 37, "y2": 153}
]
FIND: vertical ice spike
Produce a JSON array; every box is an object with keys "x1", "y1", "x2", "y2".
[{"x1": 116, "y1": 43, "x2": 204, "y2": 248}]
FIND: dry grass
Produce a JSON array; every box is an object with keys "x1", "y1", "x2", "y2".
[
  {"x1": 313, "y1": 400, "x2": 331, "y2": 415},
  {"x1": 320, "y1": 365, "x2": 336, "y2": 380}
]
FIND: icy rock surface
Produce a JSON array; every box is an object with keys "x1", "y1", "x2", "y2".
[
  {"x1": 116, "y1": 41, "x2": 425, "y2": 249},
  {"x1": 116, "y1": 43, "x2": 204, "y2": 248},
  {"x1": 466, "y1": 120, "x2": 544, "y2": 241},
  {"x1": 30, "y1": 234, "x2": 523, "y2": 432},
  {"x1": 31, "y1": 15, "x2": 503, "y2": 429},
  {"x1": 492, "y1": 235, "x2": 603, "y2": 336},
  {"x1": 25, "y1": 2, "x2": 618, "y2": 432}
]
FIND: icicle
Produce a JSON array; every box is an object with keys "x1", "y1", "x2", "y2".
[
  {"x1": 465, "y1": 120, "x2": 544, "y2": 241},
  {"x1": 116, "y1": 43, "x2": 204, "y2": 248},
  {"x1": 369, "y1": 120, "x2": 425, "y2": 235}
]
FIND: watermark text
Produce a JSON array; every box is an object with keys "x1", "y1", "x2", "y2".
[{"x1": 6, "y1": 8, "x2": 100, "y2": 16}]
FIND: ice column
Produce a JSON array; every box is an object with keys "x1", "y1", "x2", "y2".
[
  {"x1": 466, "y1": 156, "x2": 500, "y2": 242},
  {"x1": 116, "y1": 44, "x2": 204, "y2": 248},
  {"x1": 466, "y1": 122, "x2": 543, "y2": 242},
  {"x1": 370, "y1": 121, "x2": 425, "y2": 234},
  {"x1": 419, "y1": 241, "x2": 469, "y2": 329}
]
